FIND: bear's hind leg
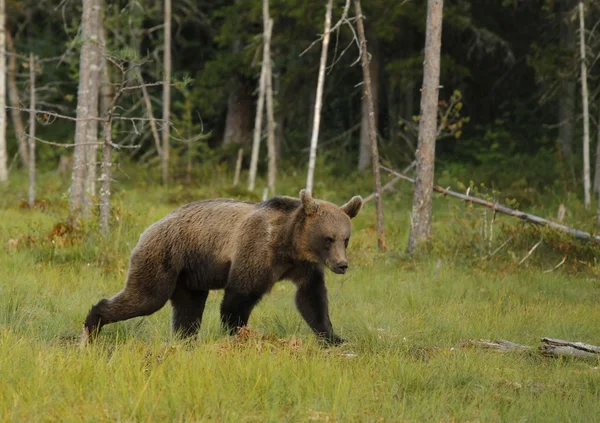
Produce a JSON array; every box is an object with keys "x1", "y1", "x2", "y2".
[
  {"x1": 82, "y1": 289, "x2": 170, "y2": 343},
  {"x1": 170, "y1": 283, "x2": 209, "y2": 339},
  {"x1": 220, "y1": 289, "x2": 264, "y2": 335}
]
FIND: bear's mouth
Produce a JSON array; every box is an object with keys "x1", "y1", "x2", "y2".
[{"x1": 326, "y1": 262, "x2": 348, "y2": 274}]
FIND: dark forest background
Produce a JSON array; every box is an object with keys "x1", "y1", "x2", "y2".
[{"x1": 5, "y1": 0, "x2": 600, "y2": 203}]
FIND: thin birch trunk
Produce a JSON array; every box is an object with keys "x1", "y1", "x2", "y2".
[
  {"x1": 0, "y1": 0, "x2": 7, "y2": 184},
  {"x1": 306, "y1": 0, "x2": 333, "y2": 194},
  {"x1": 83, "y1": 0, "x2": 102, "y2": 217},
  {"x1": 70, "y1": 0, "x2": 94, "y2": 218},
  {"x1": 185, "y1": 97, "x2": 193, "y2": 184},
  {"x1": 99, "y1": 118, "x2": 111, "y2": 237},
  {"x1": 558, "y1": 0, "x2": 575, "y2": 158},
  {"x1": 27, "y1": 53, "x2": 35, "y2": 207},
  {"x1": 99, "y1": 11, "x2": 112, "y2": 116},
  {"x1": 263, "y1": 0, "x2": 276, "y2": 195},
  {"x1": 233, "y1": 148, "x2": 243, "y2": 186},
  {"x1": 248, "y1": 19, "x2": 269, "y2": 192},
  {"x1": 6, "y1": 32, "x2": 28, "y2": 167},
  {"x1": 579, "y1": 0, "x2": 591, "y2": 209},
  {"x1": 162, "y1": 0, "x2": 172, "y2": 185},
  {"x1": 407, "y1": 0, "x2": 444, "y2": 255},
  {"x1": 595, "y1": 109, "x2": 600, "y2": 226},
  {"x1": 358, "y1": 37, "x2": 379, "y2": 172},
  {"x1": 354, "y1": 0, "x2": 386, "y2": 252},
  {"x1": 137, "y1": 70, "x2": 162, "y2": 157}
]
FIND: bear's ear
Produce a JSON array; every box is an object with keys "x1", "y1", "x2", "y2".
[
  {"x1": 341, "y1": 195, "x2": 363, "y2": 219},
  {"x1": 299, "y1": 189, "x2": 319, "y2": 216}
]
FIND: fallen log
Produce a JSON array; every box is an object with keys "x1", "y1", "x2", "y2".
[
  {"x1": 460, "y1": 338, "x2": 531, "y2": 352},
  {"x1": 460, "y1": 337, "x2": 600, "y2": 359},
  {"x1": 380, "y1": 165, "x2": 600, "y2": 243},
  {"x1": 539, "y1": 337, "x2": 600, "y2": 358}
]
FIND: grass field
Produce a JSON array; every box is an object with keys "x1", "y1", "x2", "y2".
[{"x1": 1, "y1": 168, "x2": 600, "y2": 422}]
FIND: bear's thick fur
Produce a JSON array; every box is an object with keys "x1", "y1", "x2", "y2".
[{"x1": 81, "y1": 189, "x2": 362, "y2": 345}]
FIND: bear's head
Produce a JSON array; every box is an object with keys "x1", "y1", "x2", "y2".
[{"x1": 296, "y1": 189, "x2": 362, "y2": 274}]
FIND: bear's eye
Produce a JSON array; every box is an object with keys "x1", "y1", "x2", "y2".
[
  {"x1": 325, "y1": 236, "x2": 334, "y2": 246},
  {"x1": 344, "y1": 238, "x2": 349, "y2": 248}
]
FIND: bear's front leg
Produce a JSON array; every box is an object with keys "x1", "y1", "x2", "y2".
[
  {"x1": 294, "y1": 268, "x2": 345, "y2": 345},
  {"x1": 220, "y1": 288, "x2": 264, "y2": 334}
]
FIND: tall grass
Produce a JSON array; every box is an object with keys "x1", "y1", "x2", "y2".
[{"x1": 1, "y1": 167, "x2": 599, "y2": 422}]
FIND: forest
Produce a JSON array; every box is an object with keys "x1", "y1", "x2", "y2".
[{"x1": 2, "y1": 0, "x2": 600, "y2": 421}]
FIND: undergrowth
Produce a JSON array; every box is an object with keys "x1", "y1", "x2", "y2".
[{"x1": 1, "y1": 165, "x2": 599, "y2": 422}]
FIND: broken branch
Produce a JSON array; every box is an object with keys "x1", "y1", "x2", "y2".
[{"x1": 380, "y1": 166, "x2": 600, "y2": 243}]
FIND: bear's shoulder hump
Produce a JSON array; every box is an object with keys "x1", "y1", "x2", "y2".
[{"x1": 258, "y1": 196, "x2": 301, "y2": 213}]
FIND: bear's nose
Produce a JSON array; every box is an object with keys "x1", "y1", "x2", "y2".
[{"x1": 336, "y1": 262, "x2": 348, "y2": 274}]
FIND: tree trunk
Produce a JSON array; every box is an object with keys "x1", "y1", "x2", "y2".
[
  {"x1": 263, "y1": 0, "x2": 276, "y2": 195},
  {"x1": 162, "y1": 0, "x2": 172, "y2": 185},
  {"x1": 358, "y1": 36, "x2": 380, "y2": 172},
  {"x1": 184, "y1": 97, "x2": 193, "y2": 184},
  {"x1": 0, "y1": 0, "x2": 6, "y2": 184},
  {"x1": 233, "y1": 148, "x2": 243, "y2": 186},
  {"x1": 83, "y1": 0, "x2": 102, "y2": 217},
  {"x1": 387, "y1": 83, "x2": 397, "y2": 144},
  {"x1": 70, "y1": 0, "x2": 95, "y2": 218},
  {"x1": 99, "y1": 118, "x2": 112, "y2": 237},
  {"x1": 27, "y1": 53, "x2": 35, "y2": 208},
  {"x1": 248, "y1": 16, "x2": 269, "y2": 192},
  {"x1": 223, "y1": 81, "x2": 253, "y2": 146},
  {"x1": 558, "y1": 0, "x2": 575, "y2": 157},
  {"x1": 407, "y1": 0, "x2": 444, "y2": 255},
  {"x1": 402, "y1": 81, "x2": 415, "y2": 122},
  {"x1": 305, "y1": 0, "x2": 333, "y2": 194},
  {"x1": 578, "y1": 0, "x2": 591, "y2": 209},
  {"x1": 595, "y1": 109, "x2": 600, "y2": 226},
  {"x1": 354, "y1": 0, "x2": 386, "y2": 252},
  {"x1": 6, "y1": 32, "x2": 28, "y2": 167},
  {"x1": 275, "y1": 109, "x2": 285, "y2": 159},
  {"x1": 98, "y1": 1, "x2": 112, "y2": 116}
]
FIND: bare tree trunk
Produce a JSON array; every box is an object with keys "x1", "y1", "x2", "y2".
[
  {"x1": 275, "y1": 109, "x2": 285, "y2": 159},
  {"x1": 263, "y1": 0, "x2": 276, "y2": 195},
  {"x1": 407, "y1": 0, "x2": 444, "y2": 255},
  {"x1": 306, "y1": 0, "x2": 333, "y2": 194},
  {"x1": 402, "y1": 81, "x2": 415, "y2": 122},
  {"x1": 83, "y1": 0, "x2": 102, "y2": 217},
  {"x1": 184, "y1": 97, "x2": 193, "y2": 184},
  {"x1": 6, "y1": 32, "x2": 28, "y2": 167},
  {"x1": 233, "y1": 148, "x2": 243, "y2": 186},
  {"x1": 558, "y1": 0, "x2": 575, "y2": 158},
  {"x1": 99, "y1": 11, "x2": 112, "y2": 116},
  {"x1": 99, "y1": 118, "x2": 111, "y2": 237},
  {"x1": 387, "y1": 83, "x2": 397, "y2": 144},
  {"x1": 354, "y1": 0, "x2": 386, "y2": 252},
  {"x1": 223, "y1": 82, "x2": 253, "y2": 145},
  {"x1": 137, "y1": 71, "x2": 161, "y2": 156},
  {"x1": 595, "y1": 109, "x2": 600, "y2": 226},
  {"x1": 248, "y1": 19, "x2": 269, "y2": 192},
  {"x1": 274, "y1": 75, "x2": 284, "y2": 159},
  {"x1": 0, "y1": 0, "x2": 7, "y2": 184},
  {"x1": 27, "y1": 53, "x2": 35, "y2": 207},
  {"x1": 579, "y1": 0, "x2": 591, "y2": 209},
  {"x1": 358, "y1": 37, "x2": 380, "y2": 172},
  {"x1": 70, "y1": 0, "x2": 95, "y2": 218},
  {"x1": 162, "y1": 0, "x2": 171, "y2": 185}
]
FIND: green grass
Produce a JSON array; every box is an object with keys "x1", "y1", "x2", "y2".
[{"x1": 1, "y1": 168, "x2": 600, "y2": 422}]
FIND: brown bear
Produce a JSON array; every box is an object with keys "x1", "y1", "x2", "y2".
[{"x1": 81, "y1": 189, "x2": 362, "y2": 346}]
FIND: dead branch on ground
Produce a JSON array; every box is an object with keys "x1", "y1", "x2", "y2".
[{"x1": 380, "y1": 165, "x2": 600, "y2": 243}]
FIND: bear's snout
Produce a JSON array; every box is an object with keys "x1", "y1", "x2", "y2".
[{"x1": 333, "y1": 261, "x2": 348, "y2": 274}]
